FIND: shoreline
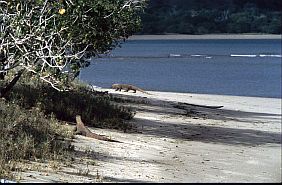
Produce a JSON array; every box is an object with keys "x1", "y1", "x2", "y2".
[
  {"x1": 129, "y1": 34, "x2": 281, "y2": 40},
  {"x1": 97, "y1": 87, "x2": 282, "y2": 100},
  {"x1": 101, "y1": 88, "x2": 282, "y2": 114}
]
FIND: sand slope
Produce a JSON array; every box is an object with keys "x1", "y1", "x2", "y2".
[{"x1": 17, "y1": 89, "x2": 281, "y2": 183}]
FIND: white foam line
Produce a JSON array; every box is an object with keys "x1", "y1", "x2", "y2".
[
  {"x1": 191, "y1": 54, "x2": 205, "y2": 57},
  {"x1": 230, "y1": 54, "x2": 257, "y2": 57},
  {"x1": 259, "y1": 54, "x2": 282, "y2": 58},
  {"x1": 169, "y1": 54, "x2": 181, "y2": 57}
]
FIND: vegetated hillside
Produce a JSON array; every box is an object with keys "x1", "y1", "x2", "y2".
[{"x1": 139, "y1": 0, "x2": 282, "y2": 34}]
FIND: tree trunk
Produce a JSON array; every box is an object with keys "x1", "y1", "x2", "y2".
[
  {"x1": 0, "y1": 51, "x2": 7, "y2": 80},
  {"x1": 0, "y1": 69, "x2": 25, "y2": 98},
  {"x1": 0, "y1": 71, "x2": 5, "y2": 80}
]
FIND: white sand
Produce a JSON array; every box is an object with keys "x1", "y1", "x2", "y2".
[{"x1": 17, "y1": 89, "x2": 281, "y2": 183}]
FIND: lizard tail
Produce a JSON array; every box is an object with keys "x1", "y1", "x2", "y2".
[
  {"x1": 88, "y1": 132, "x2": 122, "y2": 143},
  {"x1": 135, "y1": 87, "x2": 152, "y2": 95}
]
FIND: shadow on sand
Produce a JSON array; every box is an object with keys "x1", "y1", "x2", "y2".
[{"x1": 126, "y1": 96, "x2": 281, "y2": 147}]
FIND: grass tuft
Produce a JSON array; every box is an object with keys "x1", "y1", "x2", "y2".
[
  {"x1": 6, "y1": 79, "x2": 134, "y2": 131},
  {"x1": 0, "y1": 99, "x2": 73, "y2": 179}
]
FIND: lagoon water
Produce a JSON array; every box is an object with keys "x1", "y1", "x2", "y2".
[{"x1": 80, "y1": 39, "x2": 281, "y2": 98}]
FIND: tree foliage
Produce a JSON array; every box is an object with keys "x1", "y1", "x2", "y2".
[
  {"x1": 140, "y1": 0, "x2": 282, "y2": 34},
  {"x1": 0, "y1": 0, "x2": 146, "y2": 91}
]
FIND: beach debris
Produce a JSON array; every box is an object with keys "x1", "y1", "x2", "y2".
[
  {"x1": 173, "y1": 104, "x2": 201, "y2": 116},
  {"x1": 178, "y1": 102, "x2": 223, "y2": 109}
]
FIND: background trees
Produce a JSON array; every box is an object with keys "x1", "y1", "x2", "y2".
[{"x1": 139, "y1": 0, "x2": 282, "y2": 34}]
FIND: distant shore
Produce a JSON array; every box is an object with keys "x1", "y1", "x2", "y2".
[{"x1": 129, "y1": 34, "x2": 281, "y2": 40}]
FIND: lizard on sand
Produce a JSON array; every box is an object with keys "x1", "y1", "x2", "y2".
[
  {"x1": 111, "y1": 83, "x2": 152, "y2": 95},
  {"x1": 74, "y1": 115, "x2": 122, "y2": 143}
]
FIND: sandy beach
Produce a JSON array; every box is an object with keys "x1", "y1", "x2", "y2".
[
  {"x1": 129, "y1": 34, "x2": 281, "y2": 40},
  {"x1": 16, "y1": 88, "x2": 281, "y2": 183}
]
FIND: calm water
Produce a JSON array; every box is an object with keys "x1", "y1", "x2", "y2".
[{"x1": 80, "y1": 39, "x2": 281, "y2": 98}]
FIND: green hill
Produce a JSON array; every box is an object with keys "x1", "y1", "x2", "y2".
[{"x1": 139, "y1": 0, "x2": 282, "y2": 34}]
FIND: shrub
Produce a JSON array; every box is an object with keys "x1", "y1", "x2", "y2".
[{"x1": 0, "y1": 99, "x2": 73, "y2": 179}]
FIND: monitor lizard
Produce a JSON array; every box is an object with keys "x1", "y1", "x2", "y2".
[
  {"x1": 74, "y1": 115, "x2": 122, "y2": 143},
  {"x1": 111, "y1": 83, "x2": 152, "y2": 95}
]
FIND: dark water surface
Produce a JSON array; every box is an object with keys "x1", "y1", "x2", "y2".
[{"x1": 80, "y1": 39, "x2": 281, "y2": 98}]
